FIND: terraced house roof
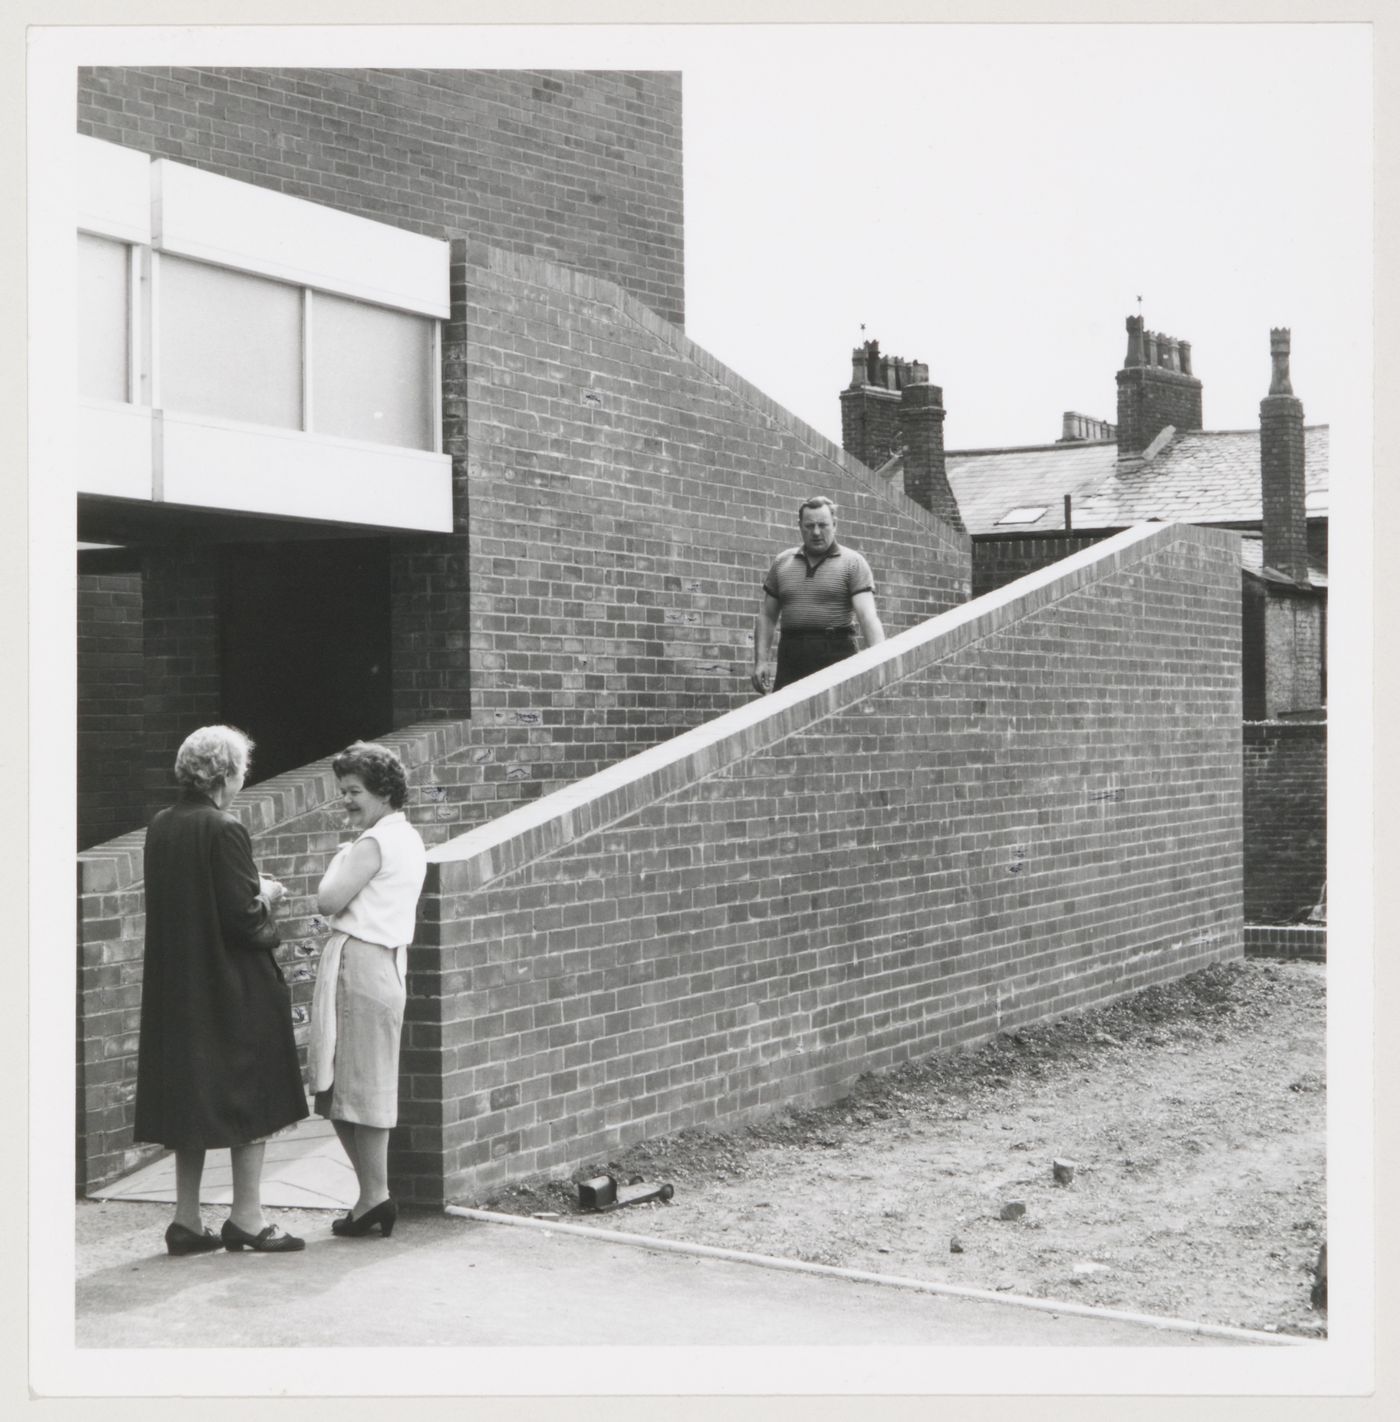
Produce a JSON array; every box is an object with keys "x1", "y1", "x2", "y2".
[{"x1": 943, "y1": 426, "x2": 1329, "y2": 536}]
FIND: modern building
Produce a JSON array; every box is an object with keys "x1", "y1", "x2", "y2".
[{"x1": 72, "y1": 68, "x2": 1287, "y2": 1203}]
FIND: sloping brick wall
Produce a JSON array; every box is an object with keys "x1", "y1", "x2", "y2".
[
  {"x1": 75, "y1": 240, "x2": 969, "y2": 1192},
  {"x1": 77, "y1": 67, "x2": 685, "y2": 324},
  {"x1": 391, "y1": 240, "x2": 970, "y2": 833},
  {"x1": 400, "y1": 523, "x2": 1242, "y2": 1205},
  {"x1": 1242, "y1": 720, "x2": 1326, "y2": 921}
]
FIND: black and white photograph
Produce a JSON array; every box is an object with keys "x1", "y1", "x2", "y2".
[{"x1": 21, "y1": 3, "x2": 1389, "y2": 1406}]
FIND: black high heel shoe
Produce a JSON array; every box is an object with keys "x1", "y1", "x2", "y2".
[
  {"x1": 332, "y1": 1197, "x2": 397, "y2": 1238},
  {"x1": 220, "y1": 1219, "x2": 306, "y2": 1252},
  {"x1": 164, "y1": 1221, "x2": 223, "y2": 1255}
]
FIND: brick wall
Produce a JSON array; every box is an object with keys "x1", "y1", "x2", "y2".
[
  {"x1": 1243, "y1": 924, "x2": 1325, "y2": 962},
  {"x1": 77, "y1": 67, "x2": 685, "y2": 325},
  {"x1": 1263, "y1": 592, "x2": 1325, "y2": 718},
  {"x1": 77, "y1": 568, "x2": 144, "y2": 848},
  {"x1": 1242, "y1": 720, "x2": 1326, "y2": 922},
  {"x1": 971, "y1": 533, "x2": 1109, "y2": 598},
  {"x1": 400, "y1": 522, "x2": 1242, "y2": 1206},
  {"x1": 427, "y1": 241, "x2": 971, "y2": 830},
  {"x1": 75, "y1": 242, "x2": 970, "y2": 1192}
]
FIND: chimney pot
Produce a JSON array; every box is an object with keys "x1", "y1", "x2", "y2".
[
  {"x1": 850, "y1": 347, "x2": 867, "y2": 389},
  {"x1": 1269, "y1": 327, "x2": 1294, "y2": 396},
  {"x1": 1124, "y1": 314, "x2": 1145, "y2": 368}
]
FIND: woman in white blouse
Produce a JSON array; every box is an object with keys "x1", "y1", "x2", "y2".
[{"x1": 310, "y1": 741, "x2": 427, "y2": 1238}]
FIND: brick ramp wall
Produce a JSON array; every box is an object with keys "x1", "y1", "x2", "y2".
[
  {"x1": 77, "y1": 67, "x2": 685, "y2": 325},
  {"x1": 1242, "y1": 720, "x2": 1326, "y2": 921},
  {"x1": 75, "y1": 239, "x2": 969, "y2": 1192},
  {"x1": 391, "y1": 240, "x2": 970, "y2": 832},
  {"x1": 404, "y1": 522, "x2": 1243, "y2": 1205}
]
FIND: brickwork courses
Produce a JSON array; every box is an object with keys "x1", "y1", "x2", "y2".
[
  {"x1": 76, "y1": 239, "x2": 970, "y2": 1191},
  {"x1": 77, "y1": 570, "x2": 144, "y2": 847},
  {"x1": 401, "y1": 523, "x2": 1243, "y2": 1206},
  {"x1": 1242, "y1": 720, "x2": 1326, "y2": 924},
  {"x1": 77, "y1": 67, "x2": 686, "y2": 325},
  {"x1": 971, "y1": 533, "x2": 1109, "y2": 599},
  {"x1": 70, "y1": 69, "x2": 1266, "y2": 1210}
]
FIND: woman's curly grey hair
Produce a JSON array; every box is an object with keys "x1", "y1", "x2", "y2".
[
  {"x1": 331, "y1": 741, "x2": 409, "y2": 810},
  {"x1": 174, "y1": 725, "x2": 253, "y2": 794}
]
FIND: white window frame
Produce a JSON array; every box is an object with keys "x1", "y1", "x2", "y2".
[{"x1": 76, "y1": 137, "x2": 452, "y2": 530}]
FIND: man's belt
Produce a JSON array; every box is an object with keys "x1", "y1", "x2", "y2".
[{"x1": 782, "y1": 627, "x2": 857, "y2": 639}]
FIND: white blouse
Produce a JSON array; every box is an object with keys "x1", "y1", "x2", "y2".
[{"x1": 329, "y1": 811, "x2": 427, "y2": 949}]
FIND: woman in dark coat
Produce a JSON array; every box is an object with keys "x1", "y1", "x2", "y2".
[{"x1": 134, "y1": 725, "x2": 308, "y2": 1255}]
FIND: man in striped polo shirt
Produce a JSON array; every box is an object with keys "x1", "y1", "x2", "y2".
[{"x1": 750, "y1": 496, "x2": 885, "y2": 694}]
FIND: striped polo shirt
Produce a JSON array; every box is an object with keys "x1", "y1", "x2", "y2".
[{"x1": 761, "y1": 543, "x2": 876, "y2": 632}]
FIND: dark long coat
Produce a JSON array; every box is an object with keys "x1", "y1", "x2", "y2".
[{"x1": 134, "y1": 790, "x2": 308, "y2": 1149}]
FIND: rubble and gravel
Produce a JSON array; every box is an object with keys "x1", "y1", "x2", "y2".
[{"x1": 463, "y1": 958, "x2": 1326, "y2": 1338}]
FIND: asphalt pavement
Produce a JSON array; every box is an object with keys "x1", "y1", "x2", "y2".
[{"x1": 75, "y1": 1197, "x2": 1288, "y2": 1351}]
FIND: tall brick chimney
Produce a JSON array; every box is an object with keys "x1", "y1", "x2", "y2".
[
  {"x1": 897, "y1": 365, "x2": 964, "y2": 532},
  {"x1": 1115, "y1": 314, "x2": 1204, "y2": 455},
  {"x1": 1259, "y1": 327, "x2": 1309, "y2": 584},
  {"x1": 840, "y1": 339, "x2": 963, "y2": 530},
  {"x1": 840, "y1": 339, "x2": 905, "y2": 469}
]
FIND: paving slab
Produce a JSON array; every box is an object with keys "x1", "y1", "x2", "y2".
[
  {"x1": 75, "y1": 1198, "x2": 1273, "y2": 1351},
  {"x1": 90, "y1": 1113, "x2": 356, "y2": 1211}
]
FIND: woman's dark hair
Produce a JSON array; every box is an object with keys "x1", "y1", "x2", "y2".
[{"x1": 331, "y1": 741, "x2": 409, "y2": 810}]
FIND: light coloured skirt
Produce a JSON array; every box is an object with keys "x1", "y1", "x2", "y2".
[{"x1": 311, "y1": 933, "x2": 406, "y2": 1128}]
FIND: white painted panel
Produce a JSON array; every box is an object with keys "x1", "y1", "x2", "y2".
[
  {"x1": 160, "y1": 413, "x2": 453, "y2": 532},
  {"x1": 75, "y1": 136, "x2": 151, "y2": 243},
  {"x1": 77, "y1": 235, "x2": 130, "y2": 402},
  {"x1": 76, "y1": 402, "x2": 152, "y2": 500},
  {"x1": 152, "y1": 159, "x2": 450, "y2": 317},
  {"x1": 159, "y1": 255, "x2": 303, "y2": 428}
]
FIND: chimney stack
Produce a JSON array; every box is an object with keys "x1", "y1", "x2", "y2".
[
  {"x1": 1259, "y1": 327, "x2": 1309, "y2": 585},
  {"x1": 898, "y1": 366, "x2": 964, "y2": 532},
  {"x1": 840, "y1": 339, "x2": 904, "y2": 469},
  {"x1": 1115, "y1": 314, "x2": 1204, "y2": 455},
  {"x1": 838, "y1": 338, "x2": 963, "y2": 530}
]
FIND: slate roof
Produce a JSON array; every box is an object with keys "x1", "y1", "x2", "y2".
[
  {"x1": 1238, "y1": 532, "x2": 1328, "y2": 588},
  {"x1": 939, "y1": 425, "x2": 1329, "y2": 536},
  {"x1": 940, "y1": 441, "x2": 1120, "y2": 535}
]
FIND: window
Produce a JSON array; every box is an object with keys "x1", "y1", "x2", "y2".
[
  {"x1": 77, "y1": 234, "x2": 129, "y2": 402},
  {"x1": 311, "y1": 293, "x2": 435, "y2": 451},
  {"x1": 995, "y1": 505, "x2": 1049, "y2": 526},
  {"x1": 159, "y1": 255, "x2": 303, "y2": 429}
]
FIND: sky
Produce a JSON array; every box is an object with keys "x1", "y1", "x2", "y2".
[{"x1": 679, "y1": 23, "x2": 1372, "y2": 452}]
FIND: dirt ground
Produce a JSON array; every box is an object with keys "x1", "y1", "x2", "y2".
[{"x1": 468, "y1": 958, "x2": 1327, "y2": 1339}]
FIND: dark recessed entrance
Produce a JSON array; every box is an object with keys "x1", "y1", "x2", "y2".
[{"x1": 219, "y1": 538, "x2": 393, "y2": 785}]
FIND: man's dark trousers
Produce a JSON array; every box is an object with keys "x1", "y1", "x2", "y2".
[{"x1": 773, "y1": 628, "x2": 858, "y2": 691}]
